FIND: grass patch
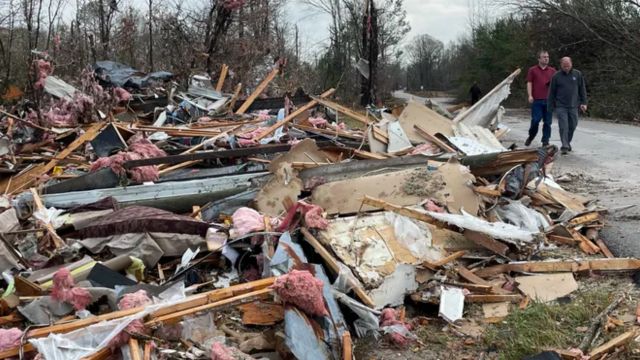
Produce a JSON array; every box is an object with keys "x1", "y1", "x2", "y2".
[{"x1": 484, "y1": 288, "x2": 614, "y2": 360}]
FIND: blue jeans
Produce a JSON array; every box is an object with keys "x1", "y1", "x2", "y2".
[{"x1": 529, "y1": 99, "x2": 552, "y2": 144}]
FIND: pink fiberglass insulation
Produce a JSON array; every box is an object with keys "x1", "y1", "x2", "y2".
[
  {"x1": 210, "y1": 342, "x2": 253, "y2": 360},
  {"x1": 238, "y1": 127, "x2": 268, "y2": 140},
  {"x1": 423, "y1": 199, "x2": 445, "y2": 213},
  {"x1": 272, "y1": 270, "x2": 327, "y2": 317},
  {"x1": 231, "y1": 207, "x2": 265, "y2": 236},
  {"x1": 109, "y1": 291, "x2": 152, "y2": 348},
  {"x1": 379, "y1": 308, "x2": 413, "y2": 347},
  {"x1": 114, "y1": 87, "x2": 132, "y2": 103},
  {"x1": 90, "y1": 136, "x2": 166, "y2": 183},
  {"x1": 410, "y1": 143, "x2": 441, "y2": 156},
  {"x1": 297, "y1": 201, "x2": 328, "y2": 230},
  {"x1": 118, "y1": 290, "x2": 152, "y2": 310},
  {"x1": 34, "y1": 59, "x2": 53, "y2": 90},
  {"x1": 42, "y1": 93, "x2": 96, "y2": 127},
  {"x1": 0, "y1": 328, "x2": 23, "y2": 351},
  {"x1": 307, "y1": 117, "x2": 328, "y2": 128},
  {"x1": 237, "y1": 138, "x2": 258, "y2": 147},
  {"x1": 50, "y1": 268, "x2": 92, "y2": 311}
]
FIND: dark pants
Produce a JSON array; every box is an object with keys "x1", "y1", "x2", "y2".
[
  {"x1": 529, "y1": 99, "x2": 552, "y2": 144},
  {"x1": 556, "y1": 107, "x2": 579, "y2": 150}
]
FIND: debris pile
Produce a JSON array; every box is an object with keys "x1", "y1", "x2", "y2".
[{"x1": 0, "y1": 60, "x2": 637, "y2": 360}]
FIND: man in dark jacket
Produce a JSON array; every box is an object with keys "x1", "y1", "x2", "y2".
[
  {"x1": 547, "y1": 57, "x2": 588, "y2": 155},
  {"x1": 469, "y1": 82, "x2": 482, "y2": 105}
]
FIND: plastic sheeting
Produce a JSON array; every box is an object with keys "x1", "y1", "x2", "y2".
[
  {"x1": 30, "y1": 282, "x2": 185, "y2": 360},
  {"x1": 426, "y1": 210, "x2": 539, "y2": 244},
  {"x1": 93, "y1": 61, "x2": 173, "y2": 89},
  {"x1": 495, "y1": 200, "x2": 551, "y2": 233}
]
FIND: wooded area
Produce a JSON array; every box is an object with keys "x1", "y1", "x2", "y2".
[{"x1": 1, "y1": 0, "x2": 640, "y2": 118}]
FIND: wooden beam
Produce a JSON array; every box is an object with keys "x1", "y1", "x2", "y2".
[
  {"x1": 463, "y1": 230, "x2": 509, "y2": 257},
  {"x1": 475, "y1": 258, "x2": 640, "y2": 278},
  {"x1": 548, "y1": 234, "x2": 578, "y2": 246},
  {"x1": 413, "y1": 124, "x2": 457, "y2": 153},
  {"x1": 465, "y1": 294, "x2": 522, "y2": 303},
  {"x1": 588, "y1": 329, "x2": 637, "y2": 358},
  {"x1": 300, "y1": 228, "x2": 375, "y2": 308},
  {"x1": 143, "y1": 342, "x2": 152, "y2": 360},
  {"x1": 129, "y1": 338, "x2": 142, "y2": 360},
  {"x1": 361, "y1": 195, "x2": 447, "y2": 228},
  {"x1": 29, "y1": 188, "x2": 65, "y2": 248},
  {"x1": 145, "y1": 288, "x2": 274, "y2": 326},
  {"x1": 455, "y1": 266, "x2": 511, "y2": 295},
  {"x1": 80, "y1": 347, "x2": 112, "y2": 360},
  {"x1": 312, "y1": 97, "x2": 373, "y2": 125},
  {"x1": 254, "y1": 88, "x2": 336, "y2": 141},
  {"x1": 423, "y1": 250, "x2": 466, "y2": 270},
  {"x1": 215, "y1": 64, "x2": 228, "y2": 92},
  {"x1": 0, "y1": 278, "x2": 276, "y2": 359},
  {"x1": 228, "y1": 83, "x2": 243, "y2": 111},
  {"x1": 342, "y1": 331, "x2": 352, "y2": 360},
  {"x1": 2, "y1": 122, "x2": 104, "y2": 194},
  {"x1": 568, "y1": 212, "x2": 600, "y2": 227},
  {"x1": 595, "y1": 239, "x2": 615, "y2": 258},
  {"x1": 236, "y1": 67, "x2": 279, "y2": 115}
]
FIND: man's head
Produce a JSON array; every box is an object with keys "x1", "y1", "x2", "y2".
[
  {"x1": 537, "y1": 51, "x2": 550, "y2": 67},
  {"x1": 560, "y1": 57, "x2": 572, "y2": 72}
]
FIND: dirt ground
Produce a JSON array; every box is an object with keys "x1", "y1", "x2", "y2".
[{"x1": 352, "y1": 105, "x2": 640, "y2": 360}]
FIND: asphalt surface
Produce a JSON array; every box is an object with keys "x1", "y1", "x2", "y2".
[{"x1": 393, "y1": 91, "x2": 640, "y2": 257}]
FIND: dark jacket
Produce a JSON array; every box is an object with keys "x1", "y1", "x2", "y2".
[{"x1": 547, "y1": 69, "x2": 587, "y2": 111}]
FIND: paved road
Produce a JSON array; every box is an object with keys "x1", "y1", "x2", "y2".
[{"x1": 393, "y1": 91, "x2": 640, "y2": 256}]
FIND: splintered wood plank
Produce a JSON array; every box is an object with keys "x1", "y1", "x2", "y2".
[
  {"x1": 1, "y1": 122, "x2": 104, "y2": 194},
  {"x1": 228, "y1": 83, "x2": 243, "y2": 111},
  {"x1": 312, "y1": 97, "x2": 373, "y2": 125},
  {"x1": 254, "y1": 89, "x2": 336, "y2": 141},
  {"x1": 475, "y1": 258, "x2": 640, "y2": 278},
  {"x1": 465, "y1": 294, "x2": 522, "y2": 303},
  {"x1": 588, "y1": 329, "x2": 637, "y2": 358},
  {"x1": 463, "y1": 230, "x2": 509, "y2": 257},
  {"x1": 236, "y1": 67, "x2": 279, "y2": 115},
  {"x1": 215, "y1": 64, "x2": 228, "y2": 92},
  {"x1": 30, "y1": 188, "x2": 65, "y2": 248},
  {"x1": 237, "y1": 302, "x2": 284, "y2": 326},
  {"x1": 423, "y1": 250, "x2": 466, "y2": 269},
  {"x1": 568, "y1": 212, "x2": 600, "y2": 227}
]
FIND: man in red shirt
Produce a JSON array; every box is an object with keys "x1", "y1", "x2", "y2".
[{"x1": 525, "y1": 50, "x2": 556, "y2": 146}]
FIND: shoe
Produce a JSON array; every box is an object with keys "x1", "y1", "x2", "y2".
[
  {"x1": 568, "y1": 145, "x2": 572, "y2": 152},
  {"x1": 561, "y1": 148, "x2": 569, "y2": 155},
  {"x1": 542, "y1": 142, "x2": 549, "y2": 146},
  {"x1": 524, "y1": 137, "x2": 533, "y2": 146}
]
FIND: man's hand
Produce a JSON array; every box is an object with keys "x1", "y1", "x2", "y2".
[
  {"x1": 580, "y1": 104, "x2": 588, "y2": 112},
  {"x1": 528, "y1": 96, "x2": 534, "y2": 104}
]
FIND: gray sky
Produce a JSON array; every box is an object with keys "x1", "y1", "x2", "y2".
[{"x1": 291, "y1": 0, "x2": 484, "y2": 60}]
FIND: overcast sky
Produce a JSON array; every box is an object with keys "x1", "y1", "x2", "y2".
[{"x1": 291, "y1": 0, "x2": 491, "y2": 60}]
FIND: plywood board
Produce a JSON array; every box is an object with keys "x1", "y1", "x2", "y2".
[
  {"x1": 397, "y1": 100, "x2": 454, "y2": 143},
  {"x1": 515, "y1": 273, "x2": 578, "y2": 302},
  {"x1": 254, "y1": 165, "x2": 302, "y2": 217}
]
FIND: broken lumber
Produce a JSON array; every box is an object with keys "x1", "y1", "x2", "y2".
[
  {"x1": 423, "y1": 250, "x2": 466, "y2": 269},
  {"x1": 129, "y1": 338, "x2": 142, "y2": 360},
  {"x1": 146, "y1": 288, "x2": 274, "y2": 326},
  {"x1": 360, "y1": 195, "x2": 447, "y2": 228},
  {"x1": 342, "y1": 332, "x2": 352, "y2": 360},
  {"x1": 300, "y1": 228, "x2": 375, "y2": 308},
  {"x1": 465, "y1": 294, "x2": 522, "y2": 303},
  {"x1": 29, "y1": 188, "x2": 65, "y2": 248},
  {"x1": 475, "y1": 258, "x2": 640, "y2": 278},
  {"x1": 312, "y1": 97, "x2": 373, "y2": 126},
  {"x1": 1, "y1": 122, "x2": 104, "y2": 194},
  {"x1": 237, "y1": 302, "x2": 284, "y2": 326},
  {"x1": 216, "y1": 64, "x2": 228, "y2": 92},
  {"x1": 254, "y1": 89, "x2": 336, "y2": 141},
  {"x1": 228, "y1": 83, "x2": 243, "y2": 111},
  {"x1": 595, "y1": 239, "x2": 615, "y2": 258},
  {"x1": 578, "y1": 293, "x2": 625, "y2": 352},
  {"x1": 463, "y1": 230, "x2": 510, "y2": 257},
  {"x1": 236, "y1": 67, "x2": 279, "y2": 115},
  {"x1": 414, "y1": 124, "x2": 457, "y2": 152},
  {"x1": 569, "y1": 212, "x2": 600, "y2": 227},
  {"x1": 588, "y1": 329, "x2": 637, "y2": 359},
  {"x1": 0, "y1": 278, "x2": 276, "y2": 358}
]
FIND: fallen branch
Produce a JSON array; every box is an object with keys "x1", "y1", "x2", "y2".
[{"x1": 578, "y1": 293, "x2": 625, "y2": 352}]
